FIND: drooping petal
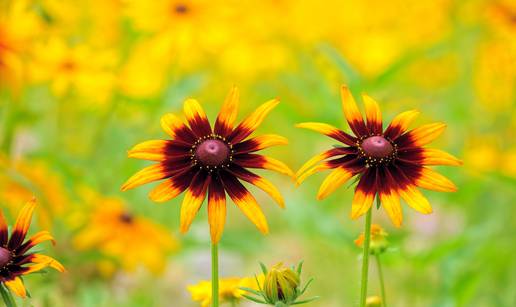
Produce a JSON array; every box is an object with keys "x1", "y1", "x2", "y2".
[
  {"x1": 228, "y1": 98, "x2": 279, "y2": 143},
  {"x1": 220, "y1": 172, "x2": 269, "y2": 234},
  {"x1": 415, "y1": 167, "x2": 458, "y2": 192},
  {"x1": 16, "y1": 230, "x2": 55, "y2": 255},
  {"x1": 397, "y1": 185, "x2": 432, "y2": 214},
  {"x1": 148, "y1": 168, "x2": 193, "y2": 202},
  {"x1": 8, "y1": 198, "x2": 36, "y2": 249},
  {"x1": 397, "y1": 122, "x2": 447, "y2": 148},
  {"x1": 362, "y1": 93, "x2": 382, "y2": 134},
  {"x1": 121, "y1": 163, "x2": 172, "y2": 191},
  {"x1": 421, "y1": 148, "x2": 462, "y2": 166},
  {"x1": 160, "y1": 112, "x2": 197, "y2": 143},
  {"x1": 183, "y1": 98, "x2": 212, "y2": 137},
  {"x1": 379, "y1": 189, "x2": 403, "y2": 227},
  {"x1": 208, "y1": 178, "x2": 226, "y2": 243},
  {"x1": 233, "y1": 134, "x2": 288, "y2": 154},
  {"x1": 23, "y1": 254, "x2": 65, "y2": 274},
  {"x1": 295, "y1": 147, "x2": 356, "y2": 179},
  {"x1": 235, "y1": 154, "x2": 293, "y2": 176},
  {"x1": 214, "y1": 86, "x2": 239, "y2": 137},
  {"x1": 295, "y1": 163, "x2": 331, "y2": 186},
  {"x1": 317, "y1": 167, "x2": 354, "y2": 200},
  {"x1": 295, "y1": 122, "x2": 356, "y2": 146},
  {"x1": 180, "y1": 172, "x2": 210, "y2": 233},
  {"x1": 383, "y1": 109, "x2": 419, "y2": 140},
  {"x1": 350, "y1": 168, "x2": 376, "y2": 219},
  {"x1": 0, "y1": 209, "x2": 8, "y2": 246},
  {"x1": 4, "y1": 277, "x2": 26, "y2": 298},
  {"x1": 228, "y1": 165, "x2": 285, "y2": 208},
  {"x1": 340, "y1": 85, "x2": 367, "y2": 137}
]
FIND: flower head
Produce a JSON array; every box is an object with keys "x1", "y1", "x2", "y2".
[
  {"x1": 354, "y1": 224, "x2": 389, "y2": 254},
  {"x1": 122, "y1": 87, "x2": 292, "y2": 243},
  {"x1": 366, "y1": 295, "x2": 383, "y2": 307},
  {"x1": 0, "y1": 198, "x2": 64, "y2": 298},
  {"x1": 188, "y1": 276, "x2": 261, "y2": 307},
  {"x1": 296, "y1": 85, "x2": 461, "y2": 226},
  {"x1": 73, "y1": 196, "x2": 178, "y2": 274}
]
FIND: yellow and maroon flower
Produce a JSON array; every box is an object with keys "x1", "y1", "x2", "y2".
[
  {"x1": 296, "y1": 85, "x2": 461, "y2": 226},
  {"x1": 122, "y1": 87, "x2": 292, "y2": 243},
  {"x1": 0, "y1": 198, "x2": 64, "y2": 298}
]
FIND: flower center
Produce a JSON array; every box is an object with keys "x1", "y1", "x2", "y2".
[
  {"x1": 361, "y1": 136, "x2": 394, "y2": 158},
  {"x1": 119, "y1": 212, "x2": 134, "y2": 224},
  {"x1": 0, "y1": 247, "x2": 12, "y2": 268},
  {"x1": 195, "y1": 139, "x2": 230, "y2": 167},
  {"x1": 174, "y1": 3, "x2": 189, "y2": 14}
]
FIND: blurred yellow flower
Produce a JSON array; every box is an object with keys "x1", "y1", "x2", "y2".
[
  {"x1": 0, "y1": 0, "x2": 41, "y2": 91},
  {"x1": 29, "y1": 37, "x2": 117, "y2": 102},
  {"x1": 73, "y1": 196, "x2": 178, "y2": 274},
  {"x1": 355, "y1": 224, "x2": 389, "y2": 254},
  {"x1": 188, "y1": 275, "x2": 262, "y2": 307}
]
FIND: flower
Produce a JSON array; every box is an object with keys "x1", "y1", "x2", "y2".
[
  {"x1": 188, "y1": 276, "x2": 261, "y2": 307},
  {"x1": 242, "y1": 262, "x2": 318, "y2": 306},
  {"x1": 0, "y1": 198, "x2": 64, "y2": 298},
  {"x1": 122, "y1": 87, "x2": 292, "y2": 243},
  {"x1": 354, "y1": 224, "x2": 389, "y2": 254},
  {"x1": 366, "y1": 295, "x2": 383, "y2": 307},
  {"x1": 73, "y1": 196, "x2": 178, "y2": 274},
  {"x1": 296, "y1": 85, "x2": 461, "y2": 226}
]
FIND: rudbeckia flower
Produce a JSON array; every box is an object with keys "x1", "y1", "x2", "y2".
[
  {"x1": 0, "y1": 198, "x2": 64, "y2": 298},
  {"x1": 188, "y1": 276, "x2": 262, "y2": 307},
  {"x1": 122, "y1": 87, "x2": 292, "y2": 243},
  {"x1": 296, "y1": 85, "x2": 461, "y2": 226}
]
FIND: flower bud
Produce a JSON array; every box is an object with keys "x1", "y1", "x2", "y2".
[
  {"x1": 366, "y1": 295, "x2": 382, "y2": 307},
  {"x1": 263, "y1": 263, "x2": 300, "y2": 304},
  {"x1": 355, "y1": 224, "x2": 389, "y2": 255}
]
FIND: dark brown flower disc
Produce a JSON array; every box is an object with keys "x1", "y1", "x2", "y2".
[
  {"x1": 195, "y1": 139, "x2": 230, "y2": 166},
  {"x1": 0, "y1": 247, "x2": 12, "y2": 268},
  {"x1": 361, "y1": 136, "x2": 393, "y2": 158}
]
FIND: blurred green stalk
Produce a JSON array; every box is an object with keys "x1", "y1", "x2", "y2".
[
  {"x1": 376, "y1": 254, "x2": 387, "y2": 307},
  {"x1": 212, "y1": 243, "x2": 219, "y2": 307},
  {"x1": 0, "y1": 284, "x2": 17, "y2": 307},
  {"x1": 359, "y1": 206, "x2": 373, "y2": 307}
]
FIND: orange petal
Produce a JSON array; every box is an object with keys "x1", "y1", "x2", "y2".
[
  {"x1": 317, "y1": 167, "x2": 353, "y2": 200},
  {"x1": 4, "y1": 277, "x2": 26, "y2": 298},
  {"x1": 295, "y1": 163, "x2": 330, "y2": 186},
  {"x1": 215, "y1": 86, "x2": 239, "y2": 134},
  {"x1": 261, "y1": 156, "x2": 294, "y2": 177},
  {"x1": 384, "y1": 109, "x2": 420, "y2": 139},
  {"x1": 380, "y1": 191, "x2": 403, "y2": 227},
  {"x1": 398, "y1": 185, "x2": 432, "y2": 214},
  {"x1": 8, "y1": 198, "x2": 36, "y2": 248},
  {"x1": 127, "y1": 140, "x2": 169, "y2": 161},
  {"x1": 25, "y1": 254, "x2": 65, "y2": 274},
  {"x1": 230, "y1": 191, "x2": 269, "y2": 234},
  {"x1": 252, "y1": 177, "x2": 285, "y2": 208},
  {"x1": 421, "y1": 148, "x2": 463, "y2": 166},
  {"x1": 350, "y1": 190, "x2": 375, "y2": 219},
  {"x1": 341, "y1": 85, "x2": 363, "y2": 124},
  {"x1": 160, "y1": 113, "x2": 184, "y2": 138},
  {"x1": 179, "y1": 178, "x2": 209, "y2": 233},
  {"x1": 231, "y1": 98, "x2": 279, "y2": 142},
  {"x1": 208, "y1": 182, "x2": 226, "y2": 244},
  {"x1": 148, "y1": 178, "x2": 185, "y2": 202},
  {"x1": 416, "y1": 168, "x2": 458, "y2": 192},
  {"x1": 362, "y1": 93, "x2": 382, "y2": 132},
  {"x1": 407, "y1": 123, "x2": 447, "y2": 146},
  {"x1": 121, "y1": 164, "x2": 168, "y2": 191}
]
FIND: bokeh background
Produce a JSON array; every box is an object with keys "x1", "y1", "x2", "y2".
[{"x1": 1, "y1": 0, "x2": 515, "y2": 306}]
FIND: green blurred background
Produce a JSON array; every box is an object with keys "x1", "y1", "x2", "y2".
[{"x1": 1, "y1": 0, "x2": 515, "y2": 306}]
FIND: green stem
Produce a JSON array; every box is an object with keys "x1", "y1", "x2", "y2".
[
  {"x1": 211, "y1": 243, "x2": 219, "y2": 307},
  {"x1": 359, "y1": 205, "x2": 373, "y2": 307},
  {"x1": 0, "y1": 284, "x2": 17, "y2": 307},
  {"x1": 376, "y1": 254, "x2": 387, "y2": 307}
]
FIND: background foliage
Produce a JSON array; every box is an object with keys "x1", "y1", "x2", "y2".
[{"x1": 1, "y1": 0, "x2": 515, "y2": 306}]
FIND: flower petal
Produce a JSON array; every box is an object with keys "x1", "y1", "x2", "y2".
[
  {"x1": 127, "y1": 140, "x2": 177, "y2": 161},
  {"x1": 228, "y1": 165, "x2": 285, "y2": 208},
  {"x1": 235, "y1": 154, "x2": 293, "y2": 176},
  {"x1": 221, "y1": 173, "x2": 269, "y2": 234},
  {"x1": 415, "y1": 167, "x2": 458, "y2": 192},
  {"x1": 295, "y1": 122, "x2": 356, "y2": 146},
  {"x1": 160, "y1": 112, "x2": 197, "y2": 143},
  {"x1": 397, "y1": 122, "x2": 447, "y2": 148},
  {"x1": 295, "y1": 147, "x2": 355, "y2": 179},
  {"x1": 421, "y1": 148, "x2": 462, "y2": 166},
  {"x1": 362, "y1": 93, "x2": 383, "y2": 134},
  {"x1": 8, "y1": 198, "x2": 36, "y2": 249},
  {"x1": 16, "y1": 230, "x2": 55, "y2": 255},
  {"x1": 24, "y1": 254, "x2": 66, "y2": 274},
  {"x1": 183, "y1": 98, "x2": 212, "y2": 137},
  {"x1": 350, "y1": 169, "x2": 376, "y2": 219},
  {"x1": 229, "y1": 98, "x2": 279, "y2": 143},
  {"x1": 180, "y1": 172, "x2": 210, "y2": 233},
  {"x1": 148, "y1": 169, "x2": 193, "y2": 202},
  {"x1": 341, "y1": 85, "x2": 367, "y2": 136},
  {"x1": 214, "y1": 86, "x2": 239, "y2": 137},
  {"x1": 233, "y1": 134, "x2": 288, "y2": 154},
  {"x1": 4, "y1": 277, "x2": 26, "y2": 298},
  {"x1": 398, "y1": 185, "x2": 432, "y2": 214},
  {"x1": 317, "y1": 167, "x2": 354, "y2": 200},
  {"x1": 383, "y1": 110, "x2": 419, "y2": 140},
  {"x1": 0, "y1": 209, "x2": 8, "y2": 246},
  {"x1": 208, "y1": 178, "x2": 227, "y2": 243},
  {"x1": 380, "y1": 190, "x2": 403, "y2": 227},
  {"x1": 121, "y1": 163, "x2": 171, "y2": 191}
]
